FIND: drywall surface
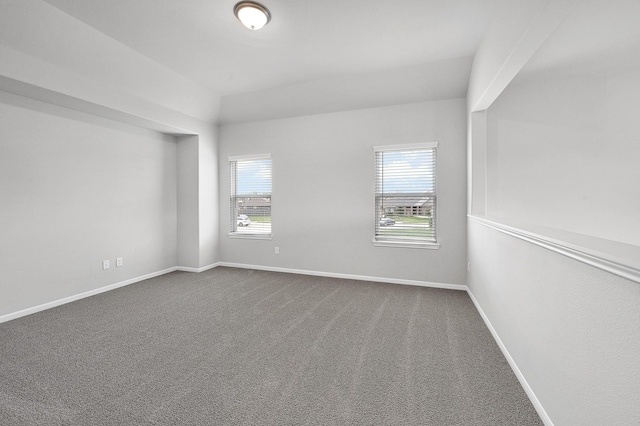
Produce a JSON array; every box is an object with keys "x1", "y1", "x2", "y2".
[
  {"x1": 467, "y1": 0, "x2": 578, "y2": 112},
  {"x1": 468, "y1": 220, "x2": 640, "y2": 425},
  {"x1": 0, "y1": 98, "x2": 177, "y2": 317},
  {"x1": 486, "y1": 66, "x2": 640, "y2": 247},
  {"x1": 219, "y1": 99, "x2": 467, "y2": 285},
  {"x1": 177, "y1": 135, "x2": 200, "y2": 269},
  {"x1": 220, "y1": 56, "x2": 473, "y2": 124},
  {"x1": 0, "y1": 0, "x2": 219, "y2": 123},
  {"x1": 466, "y1": 3, "x2": 640, "y2": 423},
  {"x1": 198, "y1": 125, "x2": 219, "y2": 267},
  {"x1": 176, "y1": 131, "x2": 219, "y2": 270}
]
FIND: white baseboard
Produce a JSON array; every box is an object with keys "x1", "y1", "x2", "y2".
[
  {"x1": 1, "y1": 265, "x2": 223, "y2": 323},
  {"x1": 0, "y1": 267, "x2": 178, "y2": 324},
  {"x1": 466, "y1": 289, "x2": 554, "y2": 426},
  {"x1": 1, "y1": 260, "x2": 551, "y2": 425},
  {"x1": 217, "y1": 262, "x2": 467, "y2": 291},
  {"x1": 176, "y1": 262, "x2": 220, "y2": 273},
  {"x1": 1, "y1": 262, "x2": 461, "y2": 323}
]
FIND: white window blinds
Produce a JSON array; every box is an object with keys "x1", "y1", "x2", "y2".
[
  {"x1": 230, "y1": 155, "x2": 272, "y2": 236},
  {"x1": 374, "y1": 143, "x2": 437, "y2": 244}
]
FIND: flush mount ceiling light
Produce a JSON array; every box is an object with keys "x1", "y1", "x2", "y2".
[{"x1": 234, "y1": 1, "x2": 271, "y2": 30}]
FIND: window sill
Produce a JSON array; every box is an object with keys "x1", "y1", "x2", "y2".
[
  {"x1": 229, "y1": 233, "x2": 272, "y2": 241},
  {"x1": 373, "y1": 240, "x2": 440, "y2": 249}
]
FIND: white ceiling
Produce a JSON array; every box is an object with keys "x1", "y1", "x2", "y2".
[
  {"x1": 41, "y1": 0, "x2": 496, "y2": 99},
  {"x1": 3, "y1": 1, "x2": 638, "y2": 125},
  {"x1": 519, "y1": 0, "x2": 640, "y2": 78},
  {"x1": 5, "y1": 0, "x2": 492, "y2": 123}
]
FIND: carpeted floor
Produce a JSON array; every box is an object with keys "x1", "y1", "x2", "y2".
[{"x1": 0, "y1": 267, "x2": 542, "y2": 425}]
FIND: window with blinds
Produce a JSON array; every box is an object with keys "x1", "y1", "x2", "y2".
[
  {"x1": 229, "y1": 154, "x2": 272, "y2": 237},
  {"x1": 374, "y1": 143, "x2": 438, "y2": 246}
]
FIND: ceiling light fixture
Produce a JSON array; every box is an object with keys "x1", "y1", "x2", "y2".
[{"x1": 234, "y1": 1, "x2": 271, "y2": 30}]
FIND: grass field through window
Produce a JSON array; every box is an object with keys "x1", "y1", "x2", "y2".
[{"x1": 377, "y1": 216, "x2": 433, "y2": 239}]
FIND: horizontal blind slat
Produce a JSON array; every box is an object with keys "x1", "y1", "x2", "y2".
[
  {"x1": 375, "y1": 147, "x2": 437, "y2": 243},
  {"x1": 230, "y1": 157, "x2": 272, "y2": 235}
]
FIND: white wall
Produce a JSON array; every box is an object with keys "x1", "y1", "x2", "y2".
[
  {"x1": 198, "y1": 126, "x2": 220, "y2": 267},
  {"x1": 219, "y1": 99, "x2": 467, "y2": 285},
  {"x1": 0, "y1": 97, "x2": 177, "y2": 317},
  {"x1": 478, "y1": 62, "x2": 640, "y2": 426},
  {"x1": 468, "y1": 220, "x2": 640, "y2": 426},
  {"x1": 467, "y1": 1, "x2": 640, "y2": 424},
  {"x1": 176, "y1": 131, "x2": 220, "y2": 270},
  {"x1": 177, "y1": 135, "x2": 200, "y2": 268},
  {"x1": 220, "y1": 56, "x2": 473, "y2": 124},
  {"x1": 486, "y1": 66, "x2": 640, "y2": 246},
  {"x1": 0, "y1": 0, "x2": 220, "y2": 124},
  {"x1": 0, "y1": 0, "x2": 221, "y2": 277}
]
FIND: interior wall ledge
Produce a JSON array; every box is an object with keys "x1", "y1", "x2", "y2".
[
  {"x1": 0, "y1": 74, "x2": 198, "y2": 135},
  {"x1": 468, "y1": 215, "x2": 640, "y2": 285}
]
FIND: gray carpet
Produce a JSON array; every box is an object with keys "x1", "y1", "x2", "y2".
[{"x1": 0, "y1": 267, "x2": 542, "y2": 425}]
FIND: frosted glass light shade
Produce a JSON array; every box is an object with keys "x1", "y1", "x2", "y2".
[{"x1": 234, "y1": 2, "x2": 271, "y2": 30}]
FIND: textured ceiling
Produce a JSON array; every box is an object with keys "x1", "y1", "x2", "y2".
[{"x1": 41, "y1": 0, "x2": 496, "y2": 97}]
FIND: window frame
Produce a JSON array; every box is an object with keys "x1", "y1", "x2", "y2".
[
  {"x1": 229, "y1": 153, "x2": 272, "y2": 240},
  {"x1": 373, "y1": 142, "x2": 440, "y2": 249}
]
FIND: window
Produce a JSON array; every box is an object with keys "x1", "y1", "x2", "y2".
[
  {"x1": 374, "y1": 143, "x2": 438, "y2": 248},
  {"x1": 229, "y1": 154, "x2": 272, "y2": 238}
]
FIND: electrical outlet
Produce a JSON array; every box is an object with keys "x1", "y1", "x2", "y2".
[
  {"x1": 275, "y1": 247, "x2": 279, "y2": 255},
  {"x1": 116, "y1": 257, "x2": 123, "y2": 267},
  {"x1": 102, "y1": 260, "x2": 110, "y2": 270}
]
